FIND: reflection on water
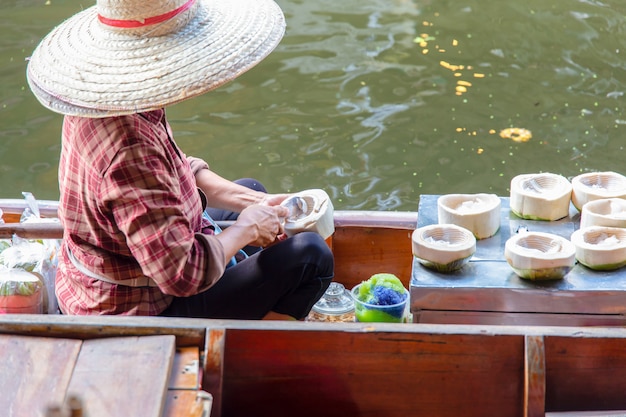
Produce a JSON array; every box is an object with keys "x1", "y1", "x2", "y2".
[{"x1": 1, "y1": 0, "x2": 626, "y2": 211}]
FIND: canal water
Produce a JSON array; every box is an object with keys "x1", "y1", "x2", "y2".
[{"x1": 1, "y1": 0, "x2": 625, "y2": 211}]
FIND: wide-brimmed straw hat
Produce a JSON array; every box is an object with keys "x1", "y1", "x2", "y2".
[{"x1": 27, "y1": 0, "x2": 285, "y2": 117}]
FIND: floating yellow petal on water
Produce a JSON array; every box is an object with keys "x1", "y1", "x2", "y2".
[
  {"x1": 499, "y1": 128, "x2": 532, "y2": 143},
  {"x1": 477, "y1": 148, "x2": 484, "y2": 154},
  {"x1": 456, "y1": 86, "x2": 467, "y2": 93},
  {"x1": 453, "y1": 39, "x2": 459, "y2": 46},
  {"x1": 457, "y1": 80, "x2": 472, "y2": 87},
  {"x1": 474, "y1": 73, "x2": 486, "y2": 78},
  {"x1": 489, "y1": 129, "x2": 496, "y2": 134},
  {"x1": 440, "y1": 60, "x2": 463, "y2": 72}
]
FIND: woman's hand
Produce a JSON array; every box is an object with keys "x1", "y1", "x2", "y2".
[
  {"x1": 216, "y1": 204, "x2": 289, "y2": 254},
  {"x1": 239, "y1": 204, "x2": 289, "y2": 246}
]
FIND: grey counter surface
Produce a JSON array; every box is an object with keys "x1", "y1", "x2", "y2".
[{"x1": 410, "y1": 194, "x2": 626, "y2": 315}]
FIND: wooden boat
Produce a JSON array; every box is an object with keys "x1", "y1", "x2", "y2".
[{"x1": 2, "y1": 199, "x2": 626, "y2": 416}]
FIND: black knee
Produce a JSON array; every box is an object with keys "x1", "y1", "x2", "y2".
[{"x1": 288, "y1": 232, "x2": 334, "y2": 275}]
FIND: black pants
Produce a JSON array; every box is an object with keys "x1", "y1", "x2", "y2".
[{"x1": 161, "y1": 179, "x2": 334, "y2": 320}]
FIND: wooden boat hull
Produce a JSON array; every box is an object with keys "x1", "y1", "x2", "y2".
[{"x1": 2, "y1": 315, "x2": 626, "y2": 417}]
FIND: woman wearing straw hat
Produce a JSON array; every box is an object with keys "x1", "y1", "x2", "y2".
[{"x1": 26, "y1": 0, "x2": 334, "y2": 318}]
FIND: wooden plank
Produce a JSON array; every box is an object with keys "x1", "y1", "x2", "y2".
[
  {"x1": 332, "y1": 227, "x2": 413, "y2": 289},
  {"x1": 169, "y1": 346, "x2": 200, "y2": 390},
  {"x1": 0, "y1": 208, "x2": 417, "y2": 240},
  {"x1": 220, "y1": 328, "x2": 525, "y2": 417},
  {"x1": 164, "y1": 391, "x2": 198, "y2": 417},
  {"x1": 204, "y1": 328, "x2": 225, "y2": 417},
  {"x1": 524, "y1": 335, "x2": 545, "y2": 417},
  {"x1": 0, "y1": 221, "x2": 63, "y2": 239},
  {"x1": 0, "y1": 315, "x2": 207, "y2": 348},
  {"x1": 0, "y1": 335, "x2": 81, "y2": 417},
  {"x1": 4, "y1": 314, "x2": 626, "y2": 343},
  {"x1": 546, "y1": 412, "x2": 626, "y2": 416},
  {"x1": 545, "y1": 336, "x2": 626, "y2": 412},
  {"x1": 163, "y1": 390, "x2": 210, "y2": 417},
  {"x1": 66, "y1": 335, "x2": 176, "y2": 417},
  {"x1": 414, "y1": 310, "x2": 626, "y2": 327},
  {"x1": 164, "y1": 347, "x2": 208, "y2": 417}
]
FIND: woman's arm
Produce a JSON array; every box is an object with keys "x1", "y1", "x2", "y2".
[
  {"x1": 194, "y1": 167, "x2": 291, "y2": 256},
  {"x1": 195, "y1": 167, "x2": 293, "y2": 211},
  {"x1": 195, "y1": 168, "x2": 266, "y2": 212}
]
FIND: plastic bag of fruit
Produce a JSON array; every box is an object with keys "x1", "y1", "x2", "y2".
[{"x1": 0, "y1": 192, "x2": 61, "y2": 314}]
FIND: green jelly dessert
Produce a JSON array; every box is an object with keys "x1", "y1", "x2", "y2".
[{"x1": 353, "y1": 273, "x2": 408, "y2": 323}]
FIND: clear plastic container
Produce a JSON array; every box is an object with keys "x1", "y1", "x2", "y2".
[
  {"x1": 306, "y1": 282, "x2": 355, "y2": 322},
  {"x1": 351, "y1": 283, "x2": 409, "y2": 323}
]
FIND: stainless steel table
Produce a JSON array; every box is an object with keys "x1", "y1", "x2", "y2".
[{"x1": 410, "y1": 194, "x2": 626, "y2": 326}]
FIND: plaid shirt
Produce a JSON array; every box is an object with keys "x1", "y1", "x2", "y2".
[{"x1": 56, "y1": 109, "x2": 226, "y2": 315}]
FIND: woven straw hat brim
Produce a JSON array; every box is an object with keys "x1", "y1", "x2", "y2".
[{"x1": 26, "y1": 0, "x2": 285, "y2": 117}]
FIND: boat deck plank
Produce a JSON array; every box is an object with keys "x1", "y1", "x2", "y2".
[
  {"x1": 66, "y1": 335, "x2": 176, "y2": 417},
  {"x1": 0, "y1": 334, "x2": 81, "y2": 417},
  {"x1": 169, "y1": 346, "x2": 201, "y2": 390},
  {"x1": 163, "y1": 390, "x2": 211, "y2": 417}
]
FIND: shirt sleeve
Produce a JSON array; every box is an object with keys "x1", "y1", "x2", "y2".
[
  {"x1": 99, "y1": 143, "x2": 226, "y2": 297},
  {"x1": 187, "y1": 156, "x2": 209, "y2": 176}
]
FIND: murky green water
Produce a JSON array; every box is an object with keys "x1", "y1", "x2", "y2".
[{"x1": 1, "y1": 0, "x2": 626, "y2": 211}]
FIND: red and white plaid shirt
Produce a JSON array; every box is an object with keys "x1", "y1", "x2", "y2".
[{"x1": 56, "y1": 109, "x2": 226, "y2": 315}]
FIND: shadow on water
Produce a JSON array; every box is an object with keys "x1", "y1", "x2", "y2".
[{"x1": 1, "y1": 0, "x2": 626, "y2": 210}]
